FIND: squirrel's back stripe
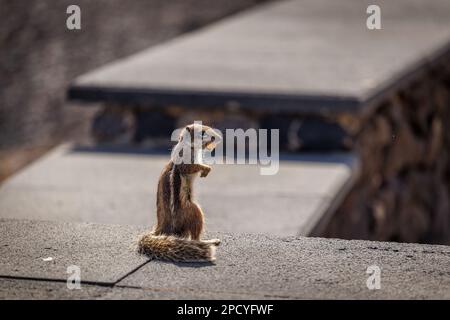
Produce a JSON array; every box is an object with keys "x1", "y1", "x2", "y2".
[{"x1": 169, "y1": 164, "x2": 175, "y2": 218}]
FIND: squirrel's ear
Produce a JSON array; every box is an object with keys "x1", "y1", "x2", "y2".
[{"x1": 185, "y1": 126, "x2": 191, "y2": 133}]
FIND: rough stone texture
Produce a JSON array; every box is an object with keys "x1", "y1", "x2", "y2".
[
  {"x1": 0, "y1": 219, "x2": 148, "y2": 284},
  {"x1": 0, "y1": 145, "x2": 356, "y2": 237},
  {"x1": 63, "y1": 0, "x2": 450, "y2": 244},
  {"x1": 325, "y1": 56, "x2": 450, "y2": 244},
  {"x1": 0, "y1": 278, "x2": 110, "y2": 300},
  {"x1": 0, "y1": 278, "x2": 268, "y2": 300},
  {"x1": 119, "y1": 232, "x2": 450, "y2": 299},
  {"x1": 101, "y1": 286, "x2": 272, "y2": 300},
  {"x1": 1, "y1": 219, "x2": 449, "y2": 299}
]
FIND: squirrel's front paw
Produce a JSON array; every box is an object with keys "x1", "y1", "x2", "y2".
[
  {"x1": 203, "y1": 238, "x2": 221, "y2": 246},
  {"x1": 200, "y1": 167, "x2": 211, "y2": 177}
]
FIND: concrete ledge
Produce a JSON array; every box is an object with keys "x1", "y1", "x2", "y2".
[
  {"x1": 0, "y1": 219, "x2": 148, "y2": 284},
  {"x1": 0, "y1": 144, "x2": 358, "y2": 237},
  {"x1": 0, "y1": 278, "x2": 270, "y2": 300},
  {"x1": 0, "y1": 278, "x2": 110, "y2": 300},
  {"x1": 69, "y1": 0, "x2": 450, "y2": 114},
  {"x1": 1, "y1": 219, "x2": 449, "y2": 299}
]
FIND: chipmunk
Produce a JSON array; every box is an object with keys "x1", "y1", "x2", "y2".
[{"x1": 138, "y1": 123, "x2": 222, "y2": 262}]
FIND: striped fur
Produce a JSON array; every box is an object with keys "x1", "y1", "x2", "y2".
[
  {"x1": 139, "y1": 123, "x2": 221, "y2": 262},
  {"x1": 138, "y1": 233, "x2": 218, "y2": 262}
]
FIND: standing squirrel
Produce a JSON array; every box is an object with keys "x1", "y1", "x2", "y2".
[{"x1": 138, "y1": 123, "x2": 222, "y2": 262}]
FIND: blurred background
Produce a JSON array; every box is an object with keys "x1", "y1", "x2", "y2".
[
  {"x1": 1, "y1": 0, "x2": 449, "y2": 246},
  {"x1": 0, "y1": 0, "x2": 270, "y2": 181}
]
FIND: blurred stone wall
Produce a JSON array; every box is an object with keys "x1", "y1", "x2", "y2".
[
  {"x1": 325, "y1": 55, "x2": 450, "y2": 245},
  {"x1": 0, "y1": 0, "x2": 269, "y2": 180}
]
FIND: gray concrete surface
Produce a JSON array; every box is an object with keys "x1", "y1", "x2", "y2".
[
  {"x1": 0, "y1": 144, "x2": 357, "y2": 236},
  {"x1": 0, "y1": 278, "x2": 269, "y2": 300},
  {"x1": 0, "y1": 219, "x2": 148, "y2": 284},
  {"x1": 0, "y1": 219, "x2": 449, "y2": 299},
  {"x1": 70, "y1": 0, "x2": 450, "y2": 113},
  {"x1": 118, "y1": 233, "x2": 450, "y2": 299}
]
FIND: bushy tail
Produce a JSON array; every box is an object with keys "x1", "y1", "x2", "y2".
[{"x1": 138, "y1": 233, "x2": 218, "y2": 262}]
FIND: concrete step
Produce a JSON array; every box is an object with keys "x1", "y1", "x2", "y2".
[
  {"x1": 1, "y1": 219, "x2": 449, "y2": 299},
  {"x1": 0, "y1": 144, "x2": 357, "y2": 237},
  {"x1": 69, "y1": 0, "x2": 450, "y2": 115}
]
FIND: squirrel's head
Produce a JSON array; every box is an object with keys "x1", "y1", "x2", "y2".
[{"x1": 179, "y1": 123, "x2": 222, "y2": 151}]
